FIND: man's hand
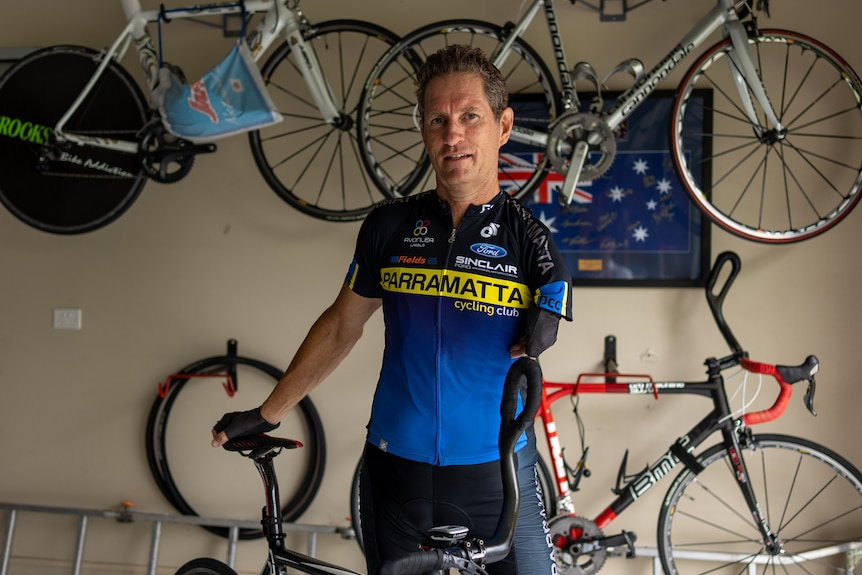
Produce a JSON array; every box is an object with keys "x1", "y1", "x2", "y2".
[
  {"x1": 510, "y1": 335, "x2": 527, "y2": 358},
  {"x1": 211, "y1": 407, "x2": 279, "y2": 448}
]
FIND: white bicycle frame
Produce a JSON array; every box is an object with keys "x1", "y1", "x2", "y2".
[
  {"x1": 53, "y1": 0, "x2": 341, "y2": 154},
  {"x1": 493, "y1": 0, "x2": 783, "y2": 204}
]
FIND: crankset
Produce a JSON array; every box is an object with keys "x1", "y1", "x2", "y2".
[
  {"x1": 139, "y1": 121, "x2": 215, "y2": 184},
  {"x1": 546, "y1": 111, "x2": 617, "y2": 197},
  {"x1": 549, "y1": 515, "x2": 637, "y2": 575}
]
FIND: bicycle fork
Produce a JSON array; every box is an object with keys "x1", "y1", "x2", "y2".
[{"x1": 721, "y1": 424, "x2": 784, "y2": 554}]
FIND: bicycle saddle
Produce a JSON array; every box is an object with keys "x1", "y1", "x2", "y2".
[{"x1": 223, "y1": 434, "x2": 303, "y2": 453}]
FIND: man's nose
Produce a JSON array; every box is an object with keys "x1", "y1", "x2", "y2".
[{"x1": 443, "y1": 121, "x2": 464, "y2": 145}]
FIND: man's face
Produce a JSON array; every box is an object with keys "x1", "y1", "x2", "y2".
[{"x1": 419, "y1": 72, "x2": 513, "y2": 198}]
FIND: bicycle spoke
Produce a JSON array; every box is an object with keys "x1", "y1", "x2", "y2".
[
  {"x1": 658, "y1": 435, "x2": 862, "y2": 575},
  {"x1": 249, "y1": 22, "x2": 400, "y2": 220},
  {"x1": 672, "y1": 30, "x2": 862, "y2": 241}
]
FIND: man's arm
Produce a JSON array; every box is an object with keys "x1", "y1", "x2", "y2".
[{"x1": 211, "y1": 284, "x2": 381, "y2": 447}]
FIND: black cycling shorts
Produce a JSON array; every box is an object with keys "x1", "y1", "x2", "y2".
[{"x1": 359, "y1": 441, "x2": 555, "y2": 575}]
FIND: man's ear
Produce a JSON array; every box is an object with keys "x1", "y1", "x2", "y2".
[{"x1": 499, "y1": 106, "x2": 514, "y2": 147}]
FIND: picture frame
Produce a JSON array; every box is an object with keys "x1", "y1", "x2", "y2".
[{"x1": 506, "y1": 89, "x2": 712, "y2": 287}]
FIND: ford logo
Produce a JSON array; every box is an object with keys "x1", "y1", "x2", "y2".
[{"x1": 470, "y1": 243, "x2": 507, "y2": 258}]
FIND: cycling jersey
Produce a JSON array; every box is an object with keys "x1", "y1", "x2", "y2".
[{"x1": 346, "y1": 190, "x2": 572, "y2": 465}]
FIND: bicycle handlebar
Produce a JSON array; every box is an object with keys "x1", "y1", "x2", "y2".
[
  {"x1": 704, "y1": 251, "x2": 820, "y2": 424},
  {"x1": 740, "y1": 355, "x2": 819, "y2": 425},
  {"x1": 378, "y1": 357, "x2": 544, "y2": 575},
  {"x1": 706, "y1": 251, "x2": 743, "y2": 355}
]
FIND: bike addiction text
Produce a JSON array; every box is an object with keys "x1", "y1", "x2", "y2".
[{"x1": 0, "y1": 116, "x2": 136, "y2": 178}]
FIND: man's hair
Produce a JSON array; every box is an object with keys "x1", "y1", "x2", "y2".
[{"x1": 415, "y1": 44, "x2": 509, "y2": 120}]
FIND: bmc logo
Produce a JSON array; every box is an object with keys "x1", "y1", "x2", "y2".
[{"x1": 470, "y1": 243, "x2": 507, "y2": 258}]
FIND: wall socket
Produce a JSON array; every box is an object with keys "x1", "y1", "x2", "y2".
[{"x1": 53, "y1": 308, "x2": 82, "y2": 330}]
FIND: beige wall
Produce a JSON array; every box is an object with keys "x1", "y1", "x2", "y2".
[{"x1": 1, "y1": 0, "x2": 860, "y2": 573}]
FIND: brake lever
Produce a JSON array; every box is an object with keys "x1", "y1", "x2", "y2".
[{"x1": 803, "y1": 376, "x2": 817, "y2": 417}]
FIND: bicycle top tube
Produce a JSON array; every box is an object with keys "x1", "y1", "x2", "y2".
[{"x1": 602, "y1": 0, "x2": 737, "y2": 129}]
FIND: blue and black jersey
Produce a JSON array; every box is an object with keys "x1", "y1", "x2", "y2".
[{"x1": 346, "y1": 190, "x2": 572, "y2": 466}]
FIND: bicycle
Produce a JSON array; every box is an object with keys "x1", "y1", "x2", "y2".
[
  {"x1": 145, "y1": 339, "x2": 326, "y2": 540},
  {"x1": 173, "y1": 356, "x2": 544, "y2": 575},
  {"x1": 0, "y1": 0, "x2": 404, "y2": 234},
  {"x1": 357, "y1": 0, "x2": 862, "y2": 243},
  {"x1": 350, "y1": 251, "x2": 862, "y2": 575}
]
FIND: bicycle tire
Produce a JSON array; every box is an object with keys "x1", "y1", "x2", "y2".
[
  {"x1": 671, "y1": 29, "x2": 862, "y2": 243},
  {"x1": 657, "y1": 433, "x2": 862, "y2": 575},
  {"x1": 174, "y1": 557, "x2": 238, "y2": 575},
  {"x1": 535, "y1": 452, "x2": 556, "y2": 517},
  {"x1": 349, "y1": 450, "x2": 556, "y2": 555},
  {"x1": 249, "y1": 20, "x2": 401, "y2": 222},
  {"x1": 145, "y1": 346, "x2": 326, "y2": 539},
  {"x1": 358, "y1": 20, "x2": 561, "y2": 201},
  {"x1": 0, "y1": 45, "x2": 148, "y2": 234},
  {"x1": 349, "y1": 455, "x2": 365, "y2": 554}
]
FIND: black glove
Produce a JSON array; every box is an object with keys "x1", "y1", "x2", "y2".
[{"x1": 213, "y1": 407, "x2": 279, "y2": 440}]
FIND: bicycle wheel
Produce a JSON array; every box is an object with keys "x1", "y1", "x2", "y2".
[
  {"x1": 0, "y1": 46, "x2": 148, "y2": 234},
  {"x1": 658, "y1": 433, "x2": 862, "y2": 575},
  {"x1": 358, "y1": 20, "x2": 560, "y2": 201},
  {"x1": 672, "y1": 30, "x2": 862, "y2": 243},
  {"x1": 535, "y1": 452, "x2": 556, "y2": 517},
  {"x1": 145, "y1": 342, "x2": 326, "y2": 539},
  {"x1": 249, "y1": 20, "x2": 400, "y2": 222},
  {"x1": 349, "y1": 456, "x2": 365, "y2": 553},
  {"x1": 174, "y1": 558, "x2": 238, "y2": 575}
]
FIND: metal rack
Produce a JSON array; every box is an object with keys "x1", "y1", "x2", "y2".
[
  {"x1": 2, "y1": 500, "x2": 859, "y2": 575},
  {"x1": 0, "y1": 500, "x2": 355, "y2": 575},
  {"x1": 574, "y1": 0, "x2": 660, "y2": 21}
]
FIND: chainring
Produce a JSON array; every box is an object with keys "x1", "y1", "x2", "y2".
[
  {"x1": 549, "y1": 515, "x2": 607, "y2": 575},
  {"x1": 139, "y1": 123, "x2": 195, "y2": 184},
  {"x1": 546, "y1": 112, "x2": 616, "y2": 182}
]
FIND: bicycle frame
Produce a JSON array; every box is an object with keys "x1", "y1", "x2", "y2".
[
  {"x1": 494, "y1": 0, "x2": 782, "y2": 203},
  {"x1": 249, "y1": 446, "x2": 363, "y2": 575},
  {"x1": 538, "y1": 250, "x2": 818, "y2": 549},
  {"x1": 53, "y1": 0, "x2": 341, "y2": 153},
  {"x1": 540, "y1": 361, "x2": 743, "y2": 526}
]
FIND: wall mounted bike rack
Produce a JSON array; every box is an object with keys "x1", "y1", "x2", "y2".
[{"x1": 574, "y1": 0, "x2": 659, "y2": 22}]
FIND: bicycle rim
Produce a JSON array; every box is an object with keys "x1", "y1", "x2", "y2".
[
  {"x1": 658, "y1": 434, "x2": 862, "y2": 575},
  {"x1": 0, "y1": 46, "x2": 147, "y2": 234},
  {"x1": 672, "y1": 30, "x2": 862, "y2": 243},
  {"x1": 249, "y1": 20, "x2": 400, "y2": 222},
  {"x1": 145, "y1": 352, "x2": 326, "y2": 539},
  {"x1": 358, "y1": 20, "x2": 560, "y2": 201}
]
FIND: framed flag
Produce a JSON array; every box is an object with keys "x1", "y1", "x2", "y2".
[{"x1": 505, "y1": 90, "x2": 711, "y2": 287}]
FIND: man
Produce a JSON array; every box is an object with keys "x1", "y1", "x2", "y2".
[{"x1": 212, "y1": 45, "x2": 572, "y2": 575}]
